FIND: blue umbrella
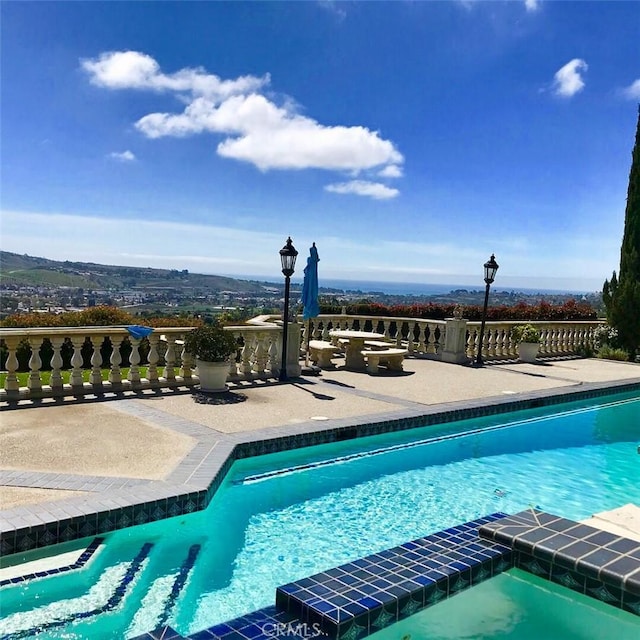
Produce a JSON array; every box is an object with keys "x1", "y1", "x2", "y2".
[
  {"x1": 301, "y1": 243, "x2": 320, "y2": 365},
  {"x1": 301, "y1": 242, "x2": 320, "y2": 320}
]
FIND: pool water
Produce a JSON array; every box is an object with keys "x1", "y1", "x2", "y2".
[
  {"x1": 369, "y1": 569, "x2": 640, "y2": 640},
  {"x1": 1, "y1": 393, "x2": 639, "y2": 638}
]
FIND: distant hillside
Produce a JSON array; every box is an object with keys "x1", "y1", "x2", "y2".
[{"x1": 0, "y1": 251, "x2": 269, "y2": 293}]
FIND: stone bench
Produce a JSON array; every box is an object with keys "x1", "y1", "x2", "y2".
[
  {"x1": 360, "y1": 347, "x2": 408, "y2": 374},
  {"x1": 364, "y1": 339, "x2": 396, "y2": 350},
  {"x1": 308, "y1": 340, "x2": 340, "y2": 368}
]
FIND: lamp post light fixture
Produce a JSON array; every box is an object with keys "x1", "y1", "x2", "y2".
[
  {"x1": 475, "y1": 253, "x2": 499, "y2": 367},
  {"x1": 279, "y1": 236, "x2": 298, "y2": 381}
]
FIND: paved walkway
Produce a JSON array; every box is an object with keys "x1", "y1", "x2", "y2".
[{"x1": 1, "y1": 357, "x2": 639, "y2": 513}]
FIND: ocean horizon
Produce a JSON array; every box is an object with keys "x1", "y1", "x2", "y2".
[{"x1": 236, "y1": 275, "x2": 597, "y2": 297}]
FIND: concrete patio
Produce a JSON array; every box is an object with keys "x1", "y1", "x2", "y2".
[{"x1": 1, "y1": 356, "x2": 639, "y2": 514}]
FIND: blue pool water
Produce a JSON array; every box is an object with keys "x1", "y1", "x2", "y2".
[
  {"x1": 1, "y1": 392, "x2": 639, "y2": 638},
  {"x1": 369, "y1": 569, "x2": 640, "y2": 640}
]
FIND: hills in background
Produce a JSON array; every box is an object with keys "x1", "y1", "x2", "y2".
[{"x1": 0, "y1": 251, "x2": 270, "y2": 293}]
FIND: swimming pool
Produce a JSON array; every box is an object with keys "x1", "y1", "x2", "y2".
[{"x1": 1, "y1": 391, "x2": 639, "y2": 638}]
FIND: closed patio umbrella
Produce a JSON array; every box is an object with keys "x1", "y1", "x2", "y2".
[{"x1": 301, "y1": 243, "x2": 320, "y2": 366}]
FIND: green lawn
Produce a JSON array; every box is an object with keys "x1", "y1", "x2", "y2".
[{"x1": 0, "y1": 367, "x2": 151, "y2": 387}]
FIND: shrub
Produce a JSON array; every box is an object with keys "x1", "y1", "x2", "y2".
[
  {"x1": 317, "y1": 300, "x2": 596, "y2": 321},
  {"x1": 593, "y1": 324, "x2": 620, "y2": 350},
  {"x1": 597, "y1": 345, "x2": 631, "y2": 361},
  {"x1": 510, "y1": 324, "x2": 541, "y2": 343},
  {"x1": 183, "y1": 322, "x2": 238, "y2": 362}
]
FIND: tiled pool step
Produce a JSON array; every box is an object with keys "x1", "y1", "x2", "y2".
[
  {"x1": 274, "y1": 513, "x2": 511, "y2": 640},
  {"x1": 0, "y1": 536, "x2": 103, "y2": 587},
  {"x1": 1, "y1": 542, "x2": 153, "y2": 640},
  {"x1": 479, "y1": 508, "x2": 640, "y2": 616}
]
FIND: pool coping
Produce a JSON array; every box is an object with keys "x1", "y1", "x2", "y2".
[{"x1": 1, "y1": 377, "x2": 639, "y2": 557}]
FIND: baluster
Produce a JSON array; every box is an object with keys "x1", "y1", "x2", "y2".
[
  {"x1": 109, "y1": 335, "x2": 123, "y2": 384},
  {"x1": 425, "y1": 324, "x2": 435, "y2": 355},
  {"x1": 147, "y1": 334, "x2": 160, "y2": 384},
  {"x1": 90, "y1": 335, "x2": 103, "y2": 386},
  {"x1": 541, "y1": 327, "x2": 551, "y2": 356},
  {"x1": 180, "y1": 335, "x2": 194, "y2": 382},
  {"x1": 465, "y1": 329, "x2": 475, "y2": 360},
  {"x1": 433, "y1": 324, "x2": 442, "y2": 355},
  {"x1": 49, "y1": 336, "x2": 64, "y2": 391},
  {"x1": 241, "y1": 334, "x2": 254, "y2": 376},
  {"x1": 508, "y1": 328, "x2": 518, "y2": 358},
  {"x1": 3, "y1": 337, "x2": 20, "y2": 396},
  {"x1": 546, "y1": 327, "x2": 556, "y2": 355},
  {"x1": 381, "y1": 320, "x2": 391, "y2": 339},
  {"x1": 228, "y1": 331, "x2": 240, "y2": 380},
  {"x1": 485, "y1": 327, "x2": 496, "y2": 359},
  {"x1": 500, "y1": 327, "x2": 510, "y2": 358},
  {"x1": 556, "y1": 327, "x2": 565, "y2": 354},
  {"x1": 268, "y1": 333, "x2": 279, "y2": 375},
  {"x1": 69, "y1": 336, "x2": 85, "y2": 387},
  {"x1": 395, "y1": 321, "x2": 404, "y2": 347},
  {"x1": 321, "y1": 320, "x2": 331, "y2": 341},
  {"x1": 253, "y1": 332, "x2": 268, "y2": 375},
  {"x1": 417, "y1": 323, "x2": 426, "y2": 354},
  {"x1": 128, "y1": 338, "x2": 142, "y2": 385},
  {"x1": 163, "y1": 335, "x2": 176, "y2": 382},
  {"x1": 27, "y1": 337, "x2": 43, "y2": 392},
  {"x1": 492, "y1": 327, "x2": 503, "y2": 358},
  {"x1": 405, "y1": 321, "x2": 415, "y2": 354}
]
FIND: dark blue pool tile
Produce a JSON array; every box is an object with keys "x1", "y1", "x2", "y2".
[
  {"x1": 621, "y1": 591, "x2": 640, "y2": 616},
  {"x1": 187, "y1": 630, "x2": 217, "y2": 639},
  {"x1": 533, "y1": 533, "x2": 577, "y2": 554},
  {"x1": 516, "y1": 551, "x2": 551, "y2": 578},
  {"x1": 580, "y1": 547, "x2": 622, "y2": 571},
  {"x1": 599, "y1": 556, "x2": 640, "y2": 583},
  {"x1": 584, "y1": 530, "x2": 619, "y2": 547},
  {"x1": 397, "y1": 594, "x2": 423, "y2": 619},
  {"x1": 585, "y1": 577, "x2": 623, "y2": 608},
  {"x1": 624, "y1": 569, "x2": 640, "y2": 596},
  {"x1": 368, "y1": 604, "x2": 398, "y2": 631},
  {"x1": 549, "y1": 567, "x2": 586, "y2": 594},
  {"x1": 605, "y1": 537, "x2": 640, "y2": 555}
]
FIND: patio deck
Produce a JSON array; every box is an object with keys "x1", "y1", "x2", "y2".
[{"x1": 1, "y1": 356, "x2": 639, "y2": 550}]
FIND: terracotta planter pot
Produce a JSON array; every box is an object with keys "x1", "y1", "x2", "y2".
[
  {"x1": 517, "y1": 342, "x2": 539, "y2": 363},
  {"x1": 196, "y1": 359, "x2": 230, "y2": 392}
]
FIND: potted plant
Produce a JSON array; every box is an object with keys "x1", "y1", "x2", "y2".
[
  {"x1": 510, "y1": 324, "x2": 541, "y2": 363},
  {"x1": 183, "y1": 322, "x2": 238, "y2": 392}
]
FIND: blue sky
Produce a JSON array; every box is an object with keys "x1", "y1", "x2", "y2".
[{"x1": 1, "y1": 1, "x2": 638, "y2": 291}]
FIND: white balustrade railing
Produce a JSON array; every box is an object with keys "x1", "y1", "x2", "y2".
[
  {"x1": 299, "y1": 314, "x2": 446, "y2": 356},
  {"x1": 464, "y1": 320, "x2": 602, "y2": 360},
  {"x1": 0, "y1": 316, "x2": 604, "y2": 401},
  {"x1": 0, "y1": 321, "x2": 288, "y2": 401}
]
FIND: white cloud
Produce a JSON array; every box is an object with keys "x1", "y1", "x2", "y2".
[
  {"x1": 524, "y1": 0, "x2": 540, "y2": 12},
  {"x1": 621, "y1": 79, "x2": 640, "y2": 99},
  {"x1": 324, "y1": 180, "x2": 399, "y2": 200},
  {"x1": 552, "y1": 59, "x2": 588, "y2": 98},
  {"x1": 378, "y1": 165, "x2": 403, "y2": 178},
  {"x1": 81, "y1": 51, "x2": 268, "y2": 100},
  {"x1": 108, "y1": 150, "x2": 136, "y2": 162},
  {"x1": 82, "y1": 51, "x2": 403, "y2": 188}
]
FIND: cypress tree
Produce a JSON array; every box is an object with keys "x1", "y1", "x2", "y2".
[{"x1": 603, "y1": 105, "x2": 640, "y2": 359}]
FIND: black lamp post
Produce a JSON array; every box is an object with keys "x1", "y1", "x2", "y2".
[
  {"x1": 279, "y1": 236, "x2": 298, "y2": 381},
  {"x1": 475, "y1": 253, "x2": 499, "y2": 367}
]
